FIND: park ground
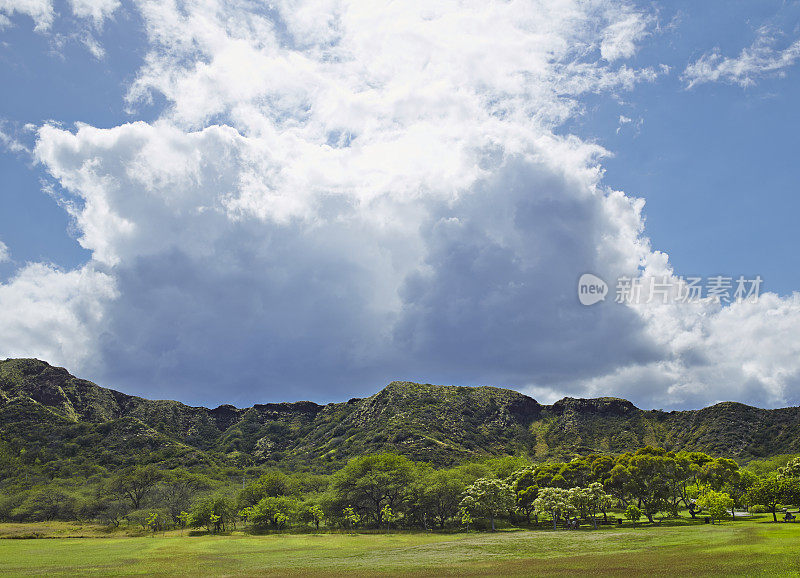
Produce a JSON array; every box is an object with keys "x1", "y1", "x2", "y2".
[{"x1": 0, "y1": 516, "x2": 799, "y2": 577}]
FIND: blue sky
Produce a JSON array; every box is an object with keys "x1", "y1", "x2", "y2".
[
  {"x1": 563, "y1": 0, "x2": 800, "y2": 296},
  {"x1": 1, "y1": 0, "x2": 800, "y2": 410}
]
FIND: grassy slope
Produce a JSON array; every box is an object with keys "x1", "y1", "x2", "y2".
[{"x1": 1, "y1": 517, "x2": 799, "y2": 577}]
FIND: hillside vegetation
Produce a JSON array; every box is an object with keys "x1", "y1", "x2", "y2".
[{"x1": 2, "y1": 358, "x2": 800, "y2": 474}]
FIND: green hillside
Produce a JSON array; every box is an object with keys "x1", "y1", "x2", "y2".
[{"x1": 2, "y1": 358, "x2": 799, "y2": 475}]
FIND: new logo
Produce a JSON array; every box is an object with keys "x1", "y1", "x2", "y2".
[{"x1": 578, "y1": 273, "x2": 608, "y2": 306}]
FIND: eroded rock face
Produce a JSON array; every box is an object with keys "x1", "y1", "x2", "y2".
[{"x1": 549, "y1": 396, "x2": 637, "y2": 416}]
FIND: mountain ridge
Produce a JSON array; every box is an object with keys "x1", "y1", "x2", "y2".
[{"x1": 2, "y1": 358, "x2": 800, "y2": 472}]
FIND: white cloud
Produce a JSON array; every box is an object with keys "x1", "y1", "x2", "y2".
[
  {"x1": 684, "y1": 28, "x2": 800, "y2": 88},
  {"x1": 577, "y1": 291, "x2": 800, "y2": 409},
  {"x1": 0, "y1": 0, "x2": 54, "y2": 30},
  {"x1": 80, "y1": 32, "x2": 106, "y2": 59},
  {"x1": 600, "y1": 10, "x2": 650, "y2": 61},
  {"x1": 69, "y1": 0, "x2": 119, "y2": 26},
  {"x1": 0, "y1": 125, "x2": 29, "y2": 154},
  {"x1": 0, "y1": 0, "x2": 118, "y2": 33},
  {"x1": 0, "y1": 241, "x2": 9, "y2": 263},
  {"x1": 4, "y1": 0, "x2": 800, "y2": 409},
  {"x1": 0, "y1": 263, "x2": 117, "y2": 373}
]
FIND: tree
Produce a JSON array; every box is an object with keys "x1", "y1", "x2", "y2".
[
  {"x1": 106, "y1": 465, "x2": 161, "y2": 510},
  {"x1": 778, "y1": 457, "x2": 800, "y2": 480},
  {"x1": 381, "y1": 504, "x2": 397, "y2": 532},
  {"x1": 700, "y1": 458, "x2": 739, "y2": 492},
  {"x1": 616, "y1": 448, "x2": 673, "y2": 523},
  {"x1": 568, "y1": 487, "x2": 588, "y2": 522},
  {"x1": 667, "y1": 453, "x2": 697, "y2": 515},
  {"x1": 534, "y1": 487, "x2": 575, "y2": 530},
  {"x1": 461, "y1": 509, "x2": 474, "y2": 531},
  {"x1": 724, "y1": 470, "x2": 757, "y2": 518},
  {"x1": 238, "y1": 472, "x2": 290, "y2": 509},
  {"x1": 625, "y1": 504, "x2": 642, "y2": 528},
  {"x1": 95, "y1": 498, "x2": 128, "y2": 528},
  {"x1": 177, "y1": 510, "x2": 191, "y2": 534},
  {"x1": 240, "y1": 496, "x2": 297, "y2": 530},
  {"x1": 14, "y1": 486, "x2": 73, "y2": 521},
  {"x1": 582, "y1": 482, "x2": 614, "y2": 529},
  {"x1": 145, "y1": 511, "x2": 163, "y2": 534},
  {"x1": 697, "y1": 490, "x2": 734, "y2": 524},
  {"x1": 459, "y1": 478, "x2": 514, "y2": 532},
  {"x1": 299, "y1": 503, "x2": 325, "y2": 531},
  {"x1": 412, "y1": 468, "x2": 467, "y2": 529},
  {"x1": 190, "y1": 494, "x2": 235, "y2": 533},
  {"x1": 747, "y1": 476, "x2": 791, "y2": 522},
  {"x1": 560, "y1": 459, "x2": 592, "y2": 488},
  {"x1": 509, "y1": 468, "x2": 539, "y2": 524},
  {"x1": 157, "y1": 469, "x2": 209, "y2": 525},
  {"x1": 533, "y1": 463, "x2": 566, "y2": 489},
  {"x1": 331, "y1": 454, "x2": 415, "y2": 527},
  {"x1": 342, "y1": 506, "x2": 360, "y2": 531},
  {"x1": 589, "y1": 455, "x2": 616, "y2": 486}
]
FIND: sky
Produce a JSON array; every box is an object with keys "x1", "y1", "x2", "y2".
[{"x1": 1, "y1": 0, "x2": 800, "y2": 410}]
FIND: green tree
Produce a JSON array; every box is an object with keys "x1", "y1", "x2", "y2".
[
  {"x1": 534, "y1": 487, "x2": 575, "y2": 530},
  {"x1": 697, "y1": 490, "x2": 734, "y2": 524},
  {"x1": 509, "y1": 468, "x2": 539, "y2": 524},
  {"x1": 14, "y1": 486, "x2": 73, "y2": 521},
  {"x1": 747, "y1": 476, "x2": 791, "y2": 522},
  {"x1": 625, "y1": 504, "x2": 642, "y2": 527},
  {"x1": 106, "y1": 465, "x2": 162, "y2": 510},
  {"x1": 331, "y1": 454, "x2": 415, "y2": 527},
  {"x1": 778, "y1": 457, "x2": 800, "y2": 480},
  {"x1": 238, "y1": 472, "x2": 290, "y2": 509},
  {"x1": 589, "y1": 455, "x2": 616, "y2": 486},
  {"x1": 95, "y1": 498, "x2": 128, "y2": 528},
  {"x1": 177, "y1": 510, "x2": 191, "y2": 534},
  {"x1": 615, "y1": 448, "x2": 674, "y2": 523},
  {"x1": 700, "y1": 458, "x2": 739, "y2": 491},
  {"x1": 298, "y1": 502, "x2": 325, "y2": 531},
  {"x1": 582, "y1": 482, "x2": 614, "y2": 529},
  {"x1": 416, "y1": 468, "x2": 468, "y2": 529},
  {"x1": 724, "y1": 470, "x2": 758, "y2": 518},
  {"x1": 145, "y1": 511, "x2": 160, "y2": 534},
  {"x1": 381, "y1": 504, "x2": 397, "y2": 532},
  {"x1": 240, "y1": 496, "x2": 297, "y2": 530},
  {"x1": 157, "y1": 469, "x2": 209, "y2": 525},
  {"x1": 190, "y1": 494, "x2": 235, "y2": 533},
  {"x1": 460, "y1": 478, "x2": 514, "y2": 532},
  {"x1": 342, "y1": 506, "x2": 360, "y2": 531}
]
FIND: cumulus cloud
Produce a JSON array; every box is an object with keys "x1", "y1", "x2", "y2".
[
  {"x1": 684, "y1": 28, "x2": 800, "y2": 88},
  {"x1": 3, "y1": 0, "x2": 800, "y2": 409},
  {"x1": 0, "y1": 263, "x2": 117, "y2": 372}
]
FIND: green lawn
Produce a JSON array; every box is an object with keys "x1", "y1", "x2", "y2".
[{"x1": 1, "y1": 517, "x2": 799, "y2": 577}]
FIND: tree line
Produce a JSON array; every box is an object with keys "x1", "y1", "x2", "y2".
[{"x1": 2, "y1": 446, "x2": 800, "y2": 532}]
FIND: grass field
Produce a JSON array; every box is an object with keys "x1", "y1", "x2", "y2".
[{"x1": 1, "y1": 516, "x2": 799, "y2": 577}]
